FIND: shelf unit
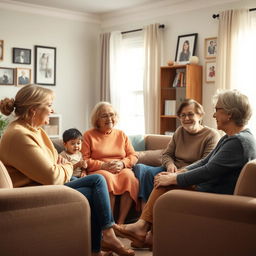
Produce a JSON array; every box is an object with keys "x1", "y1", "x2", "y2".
[
  {"x1": 160, "y1": 64, "x2": 202, "y2": 135},
  {"x1": 43, "y1": 114, "x2": 62, "y2": 139}
]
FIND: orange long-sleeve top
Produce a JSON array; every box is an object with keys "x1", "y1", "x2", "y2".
[{"x1": 81, "y1": 128, "x2": 138, "y2": 172}]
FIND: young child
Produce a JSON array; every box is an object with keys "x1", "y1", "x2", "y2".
[{"x1": 60, "y1": 128, "x2": 87, "y2": 180}]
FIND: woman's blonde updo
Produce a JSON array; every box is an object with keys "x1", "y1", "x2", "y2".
[
  {"x1": 0, "y1": 84, "x2": 53, "y2": 121},
  {"x1": 0, "y1": 98, "x2": 15, "y2": 116}
]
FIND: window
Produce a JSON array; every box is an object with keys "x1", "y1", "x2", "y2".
[
  {"x1": 110, "y1": 32, "x2": 145, "y2": 135},
  {"x1": 231, "y1": 12, "x2": 256, "y2": 135}
]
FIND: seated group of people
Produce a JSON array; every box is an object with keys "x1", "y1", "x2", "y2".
[{"x1": 0, "y1": 84, "x2": 256, "y2": 256}]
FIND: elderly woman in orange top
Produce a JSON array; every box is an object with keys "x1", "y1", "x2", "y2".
[{"x1": 82, "y1": 102, "x2": 139, "y2": 224}]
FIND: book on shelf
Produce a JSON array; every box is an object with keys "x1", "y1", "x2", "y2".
[
  {"x1": 164, "y1": 100, "x2": 176, "y2": 115},
  {"x1": 172, "y1": 68, "x2": 186, "y2": 87},
  {"x1": 176, "y1": 88, "x2": 185, "y2": 112}
]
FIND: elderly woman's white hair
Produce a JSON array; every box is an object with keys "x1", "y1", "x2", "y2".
[
  {"x1": 90, "y1": 101, "x2": 118, "y2": 128},
  {"x1": 214, "y1": 89, "x2": 252, "y2": 126}
]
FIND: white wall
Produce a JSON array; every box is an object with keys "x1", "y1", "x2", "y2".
[
  {"x1": 1, "y1": 0, "x2": 255, "y2": 134},
  {"x1": 0, "y1": 7, "x2": 100, "y2": 134},
  {"x1": 102, "y1": 0, "x2": 255, "y2": 129}
]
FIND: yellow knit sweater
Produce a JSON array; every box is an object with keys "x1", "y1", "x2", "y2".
[{"x1": 0, "y1": 120, "x2": 73, "y2": 187}]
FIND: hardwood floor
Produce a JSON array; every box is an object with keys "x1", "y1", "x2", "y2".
[{"x1": 120, "y1": 238, "x2": 152, "y2": 256}]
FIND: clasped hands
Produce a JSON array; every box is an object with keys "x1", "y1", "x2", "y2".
[
  {"x1": 154, "y1": 163, "x2": 186, "y2": 188},
  {"x1": 154, "y1": 172, "x2": 177, "y2": 188},
  {"x1": 101, "y1": 160, "x2": 125, "y2": 174}
]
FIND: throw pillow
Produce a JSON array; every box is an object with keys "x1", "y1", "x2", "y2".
[
  {"x1": 128, "y1": 135, "x2": 145, "y2": 151},
  {"x1": 137, "y1": 149, "x2": 163, "y2": 166}
]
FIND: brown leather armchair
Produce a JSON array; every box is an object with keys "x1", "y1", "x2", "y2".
[
  {"x1": 0, "y1": 161, "x2": 91, "y2": 256},
  {"x1": 153, "y1": 160, "x2": 256, "y2": 256}
]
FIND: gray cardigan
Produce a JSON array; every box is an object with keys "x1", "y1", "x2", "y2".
[{"x1": 177, "y1": 129, "x2": 256, "y2": 194}]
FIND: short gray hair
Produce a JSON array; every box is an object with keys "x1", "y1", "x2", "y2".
[
  {"x1": 177, "y1": 98, "x2": 205, "y2": 117},
  {"x1": 90, "y1": 101, "x2": 117, "y2": 128},
  {"x1": 214, "y1": 89, "x2": 252, "y2": 126}
]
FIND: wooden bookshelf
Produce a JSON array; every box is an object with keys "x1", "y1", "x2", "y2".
[{"x1": 160, "y1": 64, "x2": 202, "y2": 134}]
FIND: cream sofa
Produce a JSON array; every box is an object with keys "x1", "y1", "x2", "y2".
[
  {"x1": 0, "y1": 161, "x2": 91, "y2": 256},
  {"x1": 52, "y1": 134, "x2": 172, "y2": 223},
  {"x1": 153, "y1": 160, "x2": 256, "y2": 256}
]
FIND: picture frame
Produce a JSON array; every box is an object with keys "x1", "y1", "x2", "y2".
[
  {"x1": 13, "y1": 48, "x2": 31, "y2": 64},
  {"x1": 0, "y1": 67, "x2": 15, "y2": 86},
  {"x1": 175, "y1": 33, "x2": 198, "y2": 64},
  {"x1": 205, "y1": 61, "x2": 216, "y2": 83},
  {"x1": 35, "y1": 45, "x2": 56, "y2": 86},
  {"x1": 205, "y1": 37, "x2": 217, "y2": 59},
  {"x1": 16, "y1": 68, "x2": 31, "y2": 86},
  {"x1": 0, "y1": 40, "x2": 3, "y2": 61}
]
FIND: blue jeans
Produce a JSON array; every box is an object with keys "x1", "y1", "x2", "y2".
[
  {"x1": 133, "y1": 164, "x2": 166, "y2": 202},
  {"x1": 65, "y1": 174, "x2": 115, "y2": 252}
]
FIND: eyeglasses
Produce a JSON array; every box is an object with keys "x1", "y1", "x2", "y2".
[
  {"x1": 100, "y1": 113, "x2": 115, "y2": 119},
  {"x1": 179, "y1": 113, "x2": 195, "y2": 119}
]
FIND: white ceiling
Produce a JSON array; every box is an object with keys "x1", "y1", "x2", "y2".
[
  {"x1": 2, "y1": 0, "x2": 239, "y2": 15},
  {"x1": 5, "y1": 0, "x2": 171, "y2": 14}
]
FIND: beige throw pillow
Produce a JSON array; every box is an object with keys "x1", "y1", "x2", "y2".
[{"x1": 137, "y1": 149, "x2": 163, "y2": 167}]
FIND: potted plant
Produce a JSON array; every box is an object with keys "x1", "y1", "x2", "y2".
[{"x1": 0, "y1": 114, "x2": 9, "y2": 137}]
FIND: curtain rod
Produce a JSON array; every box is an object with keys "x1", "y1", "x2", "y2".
[
  {"x1": 121, "y1": 24, "x2": 165, "y2": 35},
  {"x1": 212, "y1": 8, "x2": 256, "y2": 18}
]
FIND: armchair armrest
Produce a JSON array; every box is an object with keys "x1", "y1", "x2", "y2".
[
  {"x1": 0, "y1": 185, "x2": 91, "y2": 256},
  {"x1": 154, "y1": 190, "x2": 256, "y2": 256}
]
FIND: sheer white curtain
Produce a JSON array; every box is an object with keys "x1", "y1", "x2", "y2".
[
  {"x1": 216, "y1": 9, "x2": 256, "y2": 134},
  {"x1": 109, "y1": 32, "x2": 122, "y2": 114},
  {"x1": 110, "y1": 31, "x2": 145, "y2": 134},
  {"x1": 99, "y1": 33, "x2": 111, "y2": 101},
  {"x1": 143, "y1": 24, "x2": 163, "y2": 134}
]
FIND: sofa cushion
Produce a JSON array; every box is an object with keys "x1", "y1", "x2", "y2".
[
  {"x1": 128, "y1": 135, "x2": 145, "y2": 151},
  {"x1": 51, "y1": 139, "x2": 64, "y2": 153},
  {"x1": 137, "y1": 149, "x2": 163, "y2": 166},
  {"x1": 145, "y1": 134, "x2": 171, "y2": 150}
]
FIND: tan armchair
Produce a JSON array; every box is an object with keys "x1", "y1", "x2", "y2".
[
  {"x1": 0, "y1": 161, "x2": 91, "y2": 256},
  {"x1": 154, "y1": 160, "x2": 256, "y2": 256}
]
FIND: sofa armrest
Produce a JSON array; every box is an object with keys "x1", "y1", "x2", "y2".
[
  {"x1": 154, "y1": 190, "x2": 256, "y2": 256},
  {"x1": 0, "y1": 185, "x2": 91, "y2": 256},
  {"x1": 234, "y1": 160, "x2": 256, "y2": 197}
]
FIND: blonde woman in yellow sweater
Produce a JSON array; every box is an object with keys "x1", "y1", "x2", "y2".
[{"x1": 0, "y1": 85, "x2": 134, "y2": 256}]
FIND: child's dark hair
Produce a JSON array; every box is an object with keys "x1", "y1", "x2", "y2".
[{"x1": 62, "y1": 128, "x2": 83, "y2": 143}]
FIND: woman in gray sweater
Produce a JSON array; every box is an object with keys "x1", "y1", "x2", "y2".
[{"x1": 115, "y1": 90, "x2": 256, "y2": 249}]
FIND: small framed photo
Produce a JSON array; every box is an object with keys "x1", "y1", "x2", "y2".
[
  {"x1": 205, "y1": 37, "x2": 217, "y2": 59},
  {"x1": 35, "y1": 45, "x2": 56, "y2": 86},
  {"x1": 175, "y1": 33, "x2": 198, "y2": 64},
  {"x1": 16, "y1": 68, "x2": 31, "y2": 86},
  {"x1": 205, "y1": 61, "x2": 216, "y2": 83},
  {"x1": 0, "y1": 67, "x2": 15, "y2": 86},
  {"x1": 0, "y1": 40, "x2": 3, "y2": 61},
  {"x1": 13, "y1": 48, "x2": 31, "y2": 64}
]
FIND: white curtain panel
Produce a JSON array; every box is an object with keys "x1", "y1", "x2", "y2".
[
  {"x1": 216, "y1": 9, "x2": 255, "y2": 90},
  {"x1": 143, "y1": 24, "x2": 163, "y2": 134},
  {"x1": 217, "y1": 9, "x2": 256, "y2": 135},
  {"x1": 99, "y1": 32, "x2": 111, "y2": 101},
  {"x1": 109, "y1": 31, "x2": 122, "y2": 113},
  {"x1": 109, "y1": 31, "x2": 145, "y2": 134}
]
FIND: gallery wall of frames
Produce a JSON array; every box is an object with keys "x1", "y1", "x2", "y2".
[{"x1": 0, "y1": 40, "x2": 56, "y2": 87}]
